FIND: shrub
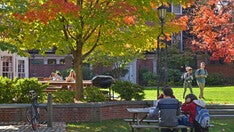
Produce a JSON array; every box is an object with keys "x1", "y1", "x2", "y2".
[
  {"x1": 84, "y1": 87, "x2": 107, "y2": 102},
  {"x1": 139, "y1": 68, "x2": 157, "y2": 86},
  {"x1": 0, "y1": 77, "x2": 15, "y2": 103},
  {"x1": 111, "y1": 81, "x2": 145, "y2": 101},
  {"x1": 13, "y1": 78, "x2": 48, "y2": 103},
  {"x1": 0, "y1": 77, "x2": 47, "y2": 103},
  {"x1": 206, "y1": 73, "x2": 225, "y2": 86},
  {"x1": 52, "y1": 90, "x2": 75, "y2": 103}
]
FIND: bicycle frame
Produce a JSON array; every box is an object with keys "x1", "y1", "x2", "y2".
[{"x1": 26, "y1": 96, "x2": 40, "y2": 130}]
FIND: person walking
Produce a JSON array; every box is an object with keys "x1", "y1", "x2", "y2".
[
  {"x1": 195, "y1": 62, "x2": 208, "y2": 99},
  {"x1": 182, "y1": 66, "x2": 193, "y2": 99}
]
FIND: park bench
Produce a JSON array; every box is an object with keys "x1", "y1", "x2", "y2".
[
  {"x1": 131, "y1": 124, "x2": 192, "y2": 132},
  {"x1": 131, "y1": 124, "x2": 214, "y2": 132},
  {"x1": 207, "y1": 104, "x2": 234, "y2": 118},
  {"x1": 125, "y1": 104, "x2": 234, "y2": 132},
  {"x1": 124, "y1": 118, "x2": 158, "y2": 124}
]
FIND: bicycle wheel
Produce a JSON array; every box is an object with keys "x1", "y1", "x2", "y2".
[
  {"x1": 25, "y1": 107, "x2": 32, "y2": 123},
  {"x1": 31, "y1": 117, "x2": 39, "y2": 130}
]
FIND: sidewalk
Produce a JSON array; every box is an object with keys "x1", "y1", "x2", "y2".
[{"x1": 0, "y1": 122, "x2": 66, "y2": 132}]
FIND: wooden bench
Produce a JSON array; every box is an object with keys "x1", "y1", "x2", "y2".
[
  {"x1": 131, "y1": 124, "x2": 214, "y2": 132},
  {"x1": 207, "y1": 104, "x2": 234, "y2": 118},
  {"x1": 131, "y1": 124, "x2": 192, "y2": 132},
  {"x1": 124, "y1": 118, "x2": 158, "y2": 124}
]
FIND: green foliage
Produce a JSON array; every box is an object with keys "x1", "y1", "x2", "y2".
[
  {"x1": 139, "y1": 68, "x2": 157, "y2": 86},
  {"x1": 206, "y1": 73, "x2": 225, "y2": 86},
  {"x1": 0, "y1": 76, "x2": 15, "y2": 103},
  {"x1": 84, "y1": 87, "x2": 107, "y2": 102},
  {"x1": 52, "y1": 90, "x2": 75, "y2": 103},
  {"x1": 168, "y1": 69, "x2": 184, "y2": 86},
  {"x1": 82, "y1": 66, "x2": 94, "y2": 80},
  {"x1": 0, "y1": 77, "x2": 47, "y2": 103},
  {"x1": 12, "y1": 78, "x2": 47, "y2": 103},
  {"x1": 143, "y1": 72, "x2": 157, "y2": 86},
  {"x1": 111, "y1": 81, "x2": 145, "y2": 101}
]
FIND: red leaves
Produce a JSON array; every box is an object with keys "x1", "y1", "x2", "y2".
[
  {"x1": 107, "y1": 2, "x2": 138, "y2": 21},
  {"x1": 13, "y1": 0, "x2": 80, "y2": 24},
  {"x1": 191, "y1": 0, "x2": 234, "y2": 62}
]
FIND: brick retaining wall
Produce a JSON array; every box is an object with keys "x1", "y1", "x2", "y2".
[
  {"x1": 0, "y1": 101, "x2": 151, "y2": 123},
  {"x1": 1, "y1": 102, "x2": 232, "y2": 123}
]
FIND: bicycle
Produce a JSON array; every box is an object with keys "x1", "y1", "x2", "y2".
[{"x1": 25, "y1": 90, "x2": 47, "y2": 130}]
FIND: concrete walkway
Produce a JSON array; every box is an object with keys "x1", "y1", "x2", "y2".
[{"x1": 0, "y1": 122, "x2": 66, "y2": 132}]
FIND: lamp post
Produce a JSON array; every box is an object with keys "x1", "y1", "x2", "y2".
[{"x1": 156, "y1": 5, "x2": 167, "y2": 97}]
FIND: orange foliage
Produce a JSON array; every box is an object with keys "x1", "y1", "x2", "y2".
[
  {"x1": 123, "y1": 16, "x2": 136, "y2": 25},
  {"x1": 191, "y1": 0, "x2": 234, "y2": 62},
  {"x1": 13, "y1": 0, "x2": 80, "y2": 24},
  {"x1": 172, "y1": 15, "x2": 189, "y2": 30},
  {"x1": 107, "y1": 2, "x2": 138, "y2": 19}
]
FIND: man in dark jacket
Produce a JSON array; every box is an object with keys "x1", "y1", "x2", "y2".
[{"x1": 151, "y1": 86, "x2": 181, "y2": 132}]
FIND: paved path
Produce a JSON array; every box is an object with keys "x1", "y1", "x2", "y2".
[{"x1": 0, "y1": 122, "x2": 66, "y2": 132}]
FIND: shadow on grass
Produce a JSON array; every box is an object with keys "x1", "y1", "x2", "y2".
[{"x1": 67, "y1": 118, "x2": 234, "y2": 132}]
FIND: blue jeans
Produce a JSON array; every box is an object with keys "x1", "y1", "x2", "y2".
[{"x1": 179, "y1": 115, "x2": 193, "y2": 132}]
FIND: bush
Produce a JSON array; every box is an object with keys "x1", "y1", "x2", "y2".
[
  {"x1": 52, "y1": 90, "x2": 75, "y2": 103},
  {"x1": 0, "y1": 76, "x2": 15, "y2": 103},
  {"x1": 0, "y1": 77, "x2": 47, "y2": 103},
  {"x1": 13, "y1": 78, "x2": 48, "y2": 103},
  {"x1": 206, "y1": 73, "x2": 225, "y2": 86},
  {"x1": 84, "y1": 87, "x2": 107, "y2": 102},
  {"x1": 139, "y1": 68, "x2": 157, "y2": 86},
  {"x1": 111, "y1": 81, "x2": 145, "y2": 101}
]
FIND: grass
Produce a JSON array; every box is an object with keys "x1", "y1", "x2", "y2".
[
  {"x1": 67, "y1": 86, "x2": 234, "y2": 131},
  {"x1": 67, "y1": 118, "x2": 234, "y2": 132},
  {"x1": 143, "y1": 86, "x2": 234, "y2": 104}
]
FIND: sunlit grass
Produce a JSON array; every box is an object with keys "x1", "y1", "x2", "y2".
[{"x1": 143, "y1": 86, "x2": 234, "y2": 104}]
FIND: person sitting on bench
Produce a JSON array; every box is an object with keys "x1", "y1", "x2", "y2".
[{"x1": 149, "y1": 86, "x2": 181, "y2": 132}]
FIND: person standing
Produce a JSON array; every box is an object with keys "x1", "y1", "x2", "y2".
[
  {"x1": 182, "y1": 66, "x2": 193, "y2": 99},
  {"x1": 195, "y1": 62, "x2": 208, "y2": 99}
]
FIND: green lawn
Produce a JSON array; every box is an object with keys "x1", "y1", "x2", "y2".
[
  {"x1": 144, "y1": 86, "x2": 234, "y2": 104},
  {"x1": 67, "y1": 86, "x2": 234, "y2": 131},
  {"x1": 67, "y1": 118, "x2": 234, "y2": 132}
]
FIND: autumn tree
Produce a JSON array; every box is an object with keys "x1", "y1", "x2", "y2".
[
  {"x1": 190, "y1": 0, "x2": 234, "y2": 62},
  {"x1": 1, "y1": 0, "x2": 194, "y2": 100}
]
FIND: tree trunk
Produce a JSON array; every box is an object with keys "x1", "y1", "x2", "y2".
[{"x1": 73, "y1": 42, "x2": 84, "y2": 101}]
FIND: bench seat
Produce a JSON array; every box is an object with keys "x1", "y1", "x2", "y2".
[
  {"x1": 124, "y1": 118, "x2": 158, "y2": 123},
  {"x1": 131, "y1": 124, "x2": 192, "y2": 131},
  {"x1": 131, "y1": 124, "x2": 214, "y2": 132}
]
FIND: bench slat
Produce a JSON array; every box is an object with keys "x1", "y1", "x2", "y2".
[
  {"x1": 131, "y1": 124, "x2": 192, "y2": 129},
  {"x1": 124, "y1": 119, "x2": 158, "y2": 123}
]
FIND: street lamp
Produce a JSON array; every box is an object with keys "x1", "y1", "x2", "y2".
[{"x1": 156, "y1": 5, "x2": 167, "y2": 97}]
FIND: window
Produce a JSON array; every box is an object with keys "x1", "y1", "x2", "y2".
[
  {"x1": 31, "y1": 59, "x2": 43, "y2": 65},
  {"x1": 2, "y1": 56, "x2": 13, "y2": 79},
  {"x1": 48, "y1": 59, "x2": 56, "y2": 65},
  {"x1": 171, "y1": 4, "x2": 182, "y2": 15},
  {"x1": 59, "y1": 59, "x2": 65, "y2": 64},
  {"x1": 18, "y1": 60, "x2": 25, "y2": 78}
]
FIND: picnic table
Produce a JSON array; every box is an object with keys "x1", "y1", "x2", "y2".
[
  {"x1": 39, "y1": 80, "x2": 92, "y2": 92},
  {"x1": 126, "y1": 108, "x2": 151, "y2": 125}
]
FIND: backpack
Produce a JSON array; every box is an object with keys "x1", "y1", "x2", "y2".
[{"x1": 195, "y1": 106, "x2": 210, "y2": 128}]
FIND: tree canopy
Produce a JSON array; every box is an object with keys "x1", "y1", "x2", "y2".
[
  {"x1": 190, "y1": 0, "x2": 234, "y2": 62},
  {"x1": 1, "y1": 0, "x2": 194, "y2": 100}
]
